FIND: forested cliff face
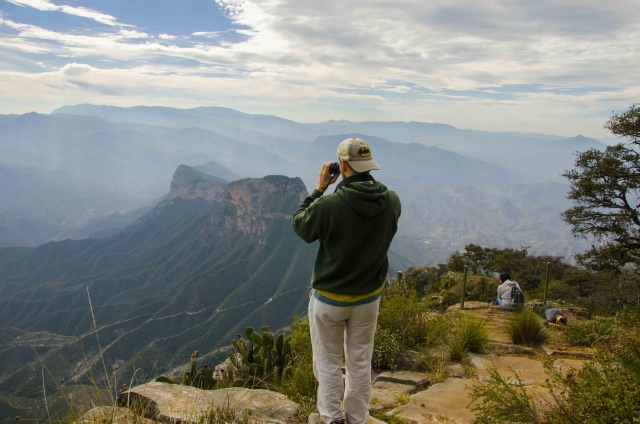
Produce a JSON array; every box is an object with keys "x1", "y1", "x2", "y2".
[{"x1": 0, "y1": 170, "x2": 316, "y2": 419}]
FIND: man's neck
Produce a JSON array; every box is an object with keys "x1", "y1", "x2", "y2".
[{"x1": 334, "y1": 173, "x2": 375, "y2": 193}]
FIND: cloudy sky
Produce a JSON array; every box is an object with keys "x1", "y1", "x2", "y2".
[{"x1": 0, "y1": 0, "x2": 638, "y2": 137}]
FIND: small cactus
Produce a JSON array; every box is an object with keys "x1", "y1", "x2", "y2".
[
  {"x1": 156, "y1": 376, "x2": 180, "y2": 385},
  {"x1": 231, "y1": 326, "x2": 291, "y2": 382},
  {"x1": 200, "y1": 365, "x2": 214, "y2": 390}
]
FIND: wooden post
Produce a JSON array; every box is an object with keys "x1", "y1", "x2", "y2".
[
  {"x1": 543, "y1": 262, "x2": 550, "y2": 306},
  {"x1": 461, "y1": 265, "x2": 468, "y2": 310}
]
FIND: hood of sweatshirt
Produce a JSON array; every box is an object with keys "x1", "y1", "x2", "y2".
[{"x1": 336, "y1": 181, "x2": 390, "y2": 219}]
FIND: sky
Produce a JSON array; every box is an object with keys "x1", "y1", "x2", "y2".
[{"x1": 0, "y1": 0, "x2": 639, "y2": 137}]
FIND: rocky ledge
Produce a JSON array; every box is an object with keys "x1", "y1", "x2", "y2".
[{"x1": 117, "y1": 382, "x2": 299, "y2": 424}]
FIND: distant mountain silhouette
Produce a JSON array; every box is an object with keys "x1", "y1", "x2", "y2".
[{"x1": 54, "y1": 104, "x2": 602, "y2": 183}]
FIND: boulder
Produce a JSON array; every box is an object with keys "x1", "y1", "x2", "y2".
[
  {"x1": 469, "y1": 354, "x2": 548, "y2": 386},
  {"x1": 374, "y1": 371, "x2": 429, "y2": 387},
  {"x1": 118, "y1": 382, "x2": 298, "y2": 423},
  {"x1": 370, "y1": 381, "x2": 416, "y2": 411},
  {"x1": 387, "y1": 377, "x2": 475, "y2": 424},
  {"x1": 445, "y1": 364, "x2": 466, "y2": 378},
  {"x1": 80, "y1": 406, "x2": 155, "y2": 424}
]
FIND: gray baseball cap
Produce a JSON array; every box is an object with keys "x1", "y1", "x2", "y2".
[{"x1": 336, "y1": 137, "x2": 380, "y2": 173}]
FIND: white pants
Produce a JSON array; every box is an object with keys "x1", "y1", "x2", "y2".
[{"x1": 308, "y1": 292, "x2": 380, "y2": 424}]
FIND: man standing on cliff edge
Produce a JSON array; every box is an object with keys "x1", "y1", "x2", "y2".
[{"x1": 293, "y1": 138, "x2": 401, "y2": 424}]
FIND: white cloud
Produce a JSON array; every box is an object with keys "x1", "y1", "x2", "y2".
[
  {"x1": 0, "y1": 36, "x2": 47, "y2": 53},
  {"x1": 6, "y1": 0, "x2": 127, "y2": 26},
  {"x1": 192, "y1": 31, "x2": 222, "y2": 38},
  {"x1": 108, "y1": 29, "x2": 149, "y2": 40},
  {"x1": 1, "y1": 0, "x2": 639, "y2": 136}
]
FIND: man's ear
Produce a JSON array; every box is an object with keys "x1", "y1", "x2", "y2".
[{"x1": 340, "y1": 160, "x2": 348, "y2": 173}]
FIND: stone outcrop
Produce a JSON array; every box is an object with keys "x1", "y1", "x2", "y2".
[
  {"x1": 387, "y1": 377, "x2": 476, "y2": 424},
  {"x1": 80, "y1": 406, "x2": 155, "y2": 424},
  {"x1": 169, "y1": 165, "x2": 228, "y2": 202},
  {"x1": 468, "y1": 353, "x2": 549, "y2": 385},
  {"x1": 541, "y1": 345, "x2": 594, "y2": 359},
  {"x1": 553, "y1": 358, "x2": 585, "y2": 379},
  {"x1": 118, "y1": 382, "x2": 298, "y2": 424},
  {"x1": 374, "y1": 371, "x2": 430, "y2": 387},
  {"x1": 197, "y1": 175, "x2": 308, "y2": 245},
  {"x1": 368, "y1": 371, "x2": 431, "y2": 412}
]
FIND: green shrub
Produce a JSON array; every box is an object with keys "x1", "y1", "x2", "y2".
[
  {"x1": 200, "y1": 403, "x2": 252, "y2": 424},
  {"x1": 377, "y1": 282, "x2": 431, "y2": 349},
  {"x1": 546, "y1": 280, "x2": 580, "y2": 303},
  {"x1": 276, "y1": 317, "x2": 317, "y2": 399},
  {"x1": 506, "y1": 308, "x2": 550, "y2": 346},
  {"x1": 448, "y1": 317, "x2": 490, "y2": 361},
  {"x1": 469, "y1": 366, "x2": 543, "y2": 424},
  {"x1": 470, "y1": 352, "x2": 640, "y2": 424},
  {"x1": 423, "y1": 313, "x2": 453, "y2": 348},
  {"x1": 621, "y1": 343, "x2": 640, "y2": 383},
  {"x1": 545, "y1": 353, "x2": 640, "y2": 423},
  {"x1": 403, "y1": 266, "x2": 439, "y2": 295},
  {"x1": 373, "y1": 326, "x2": 401, "y2": 369},
  {"x1": 288, "y1": 317, "x2": 313, "y2": 362},
  {"x1": 277, "y1": 358, "x2": 316, "y2": 399},
  {"x1": 564, "y1": 318, "x2": 614, "y2": 347}
]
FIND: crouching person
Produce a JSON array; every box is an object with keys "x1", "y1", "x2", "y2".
[
  {"x1": 533, "y1": 305, "x2": 568, "y2": 326},
  {"x1": 292, "y1": 138, "x2": 401, "y2": 424}
]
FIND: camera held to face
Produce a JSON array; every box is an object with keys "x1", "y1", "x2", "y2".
[{"x1": 329, "y1": 162, "x2": 340, "y2": 175}]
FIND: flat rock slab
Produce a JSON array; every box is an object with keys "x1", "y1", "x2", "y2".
[
  {"x1": 370, "y1": 381, "x2": 416, "y2": 412},
  {"x1": 80, "y1": 406, "x2": 155, "y2": 424},
  {"x1": 553, "y1": 359, "x2": 585, "y2": 379},
  {"x1": 487, "y1": 343, "x2": 535, "y2": 355},
  {"x1": 119, "y1": 382, "x2": 298, "y2": 423},
  {"x1": 308, "y1": 413, "x2": 386, "y2": 424},
  {"x1": 375, "y1": 371, "x2": 429, "y2": 387},
  {"x1": 388, "y1": 377, "x2": 475, "y2": 424},
  {"x1": 541, "y1": 345, "x2": 594, "y2": 359},
  {"x1": 469, "y1": 354, "x2": 548, "y2": 386}
]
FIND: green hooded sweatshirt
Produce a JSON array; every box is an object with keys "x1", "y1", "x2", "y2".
[{"x1": 292, "y1": 180, "x2": 401, "y2": 295}]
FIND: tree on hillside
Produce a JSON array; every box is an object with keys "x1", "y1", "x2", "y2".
[
  {"x1": 446, "y1": 244, "x2": 572, "y2": 289},
  {"x1": 562, "y1": 104, "x2": 640, "y2": 271}
]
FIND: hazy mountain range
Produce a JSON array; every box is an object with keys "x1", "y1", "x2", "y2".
[
  {"x1": 0, "y1": 171, "x2": 316, "y2": 419},
  {"x1": 0, "y1": 103, "x2": 602, "y2": 418},
  {"x1": 1, "y1": 105, "x2": 598, "y2": 260}
]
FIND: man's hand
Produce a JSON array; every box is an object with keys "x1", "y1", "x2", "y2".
[{"x1": 316, "y1": 162, "x2": 340, "y2": 193}]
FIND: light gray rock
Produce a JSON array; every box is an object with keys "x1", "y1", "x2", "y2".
[
  {"x1": 445, "y1": 364, "x2": 465, "y2": 378},
  {"x1": 119, "y1": 382, "x2": 298, "y2": 424},
  {"x1": 469, "y1": 353, "x2": 548, "y2": 386},
  {"x1": 374, "y1": 371, "x2": 429, "y2": 387},
  {"x1": 487, "y1": 343, "x2": 535, "y2": 354},
  {"x1": 370, "y1": 381, "x2": 416, "y2": 412},
  {"x1": 387, "y1": 377, "x2": 475, "y2": 424},
  {"x1": 553, "y1": 359, "x2": 585, "y2": 379},
  {"x1": 541, "y1": 345, "x2": 594, "y2": 359},
  {"x1": 80, "y1": 406, "x2": 155, "y2": 424}
]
